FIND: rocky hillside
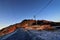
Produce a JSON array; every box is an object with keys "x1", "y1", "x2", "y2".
[{"x1": 0, "y1": 19, "x2": 60, "y2": 37}]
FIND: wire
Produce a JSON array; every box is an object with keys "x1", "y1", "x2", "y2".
[{"x1": 33, "y1": 0, "x2": 53, "y2": 19}]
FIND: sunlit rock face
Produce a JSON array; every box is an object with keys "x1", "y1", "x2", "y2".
[
  {"x1": 0, "y1": 26, "x2": 17, "y2": 36},
  {"x1": 24, "y1": 25, "x2": 54, "y2": 30},
  {"x1": 0, "y1": 19, "x2": 60, "y2": 37},
  {"x1": 36, "y1": 25, "x2": 54, "y2": 30}
]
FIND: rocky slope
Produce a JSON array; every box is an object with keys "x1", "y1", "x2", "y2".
[{"x1": 0, "y1": 19, "x2": 60, "y2": 37}]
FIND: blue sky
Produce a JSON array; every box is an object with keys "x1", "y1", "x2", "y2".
[{"x1": 0, "y1": 0, "x2": 60, "y2": 29}]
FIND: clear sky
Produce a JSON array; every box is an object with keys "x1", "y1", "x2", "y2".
[{"x1": 0, "y1": 0, "x2": 60, "y2": 29}]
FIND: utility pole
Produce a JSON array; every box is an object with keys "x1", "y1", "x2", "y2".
[{"x1": 33, "y1": 15, "x2": 37, "y2": 25}]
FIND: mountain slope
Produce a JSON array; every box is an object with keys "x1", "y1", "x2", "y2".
[{"x1": 0, "y1": 19, "x2": 60, "y2": 40}]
